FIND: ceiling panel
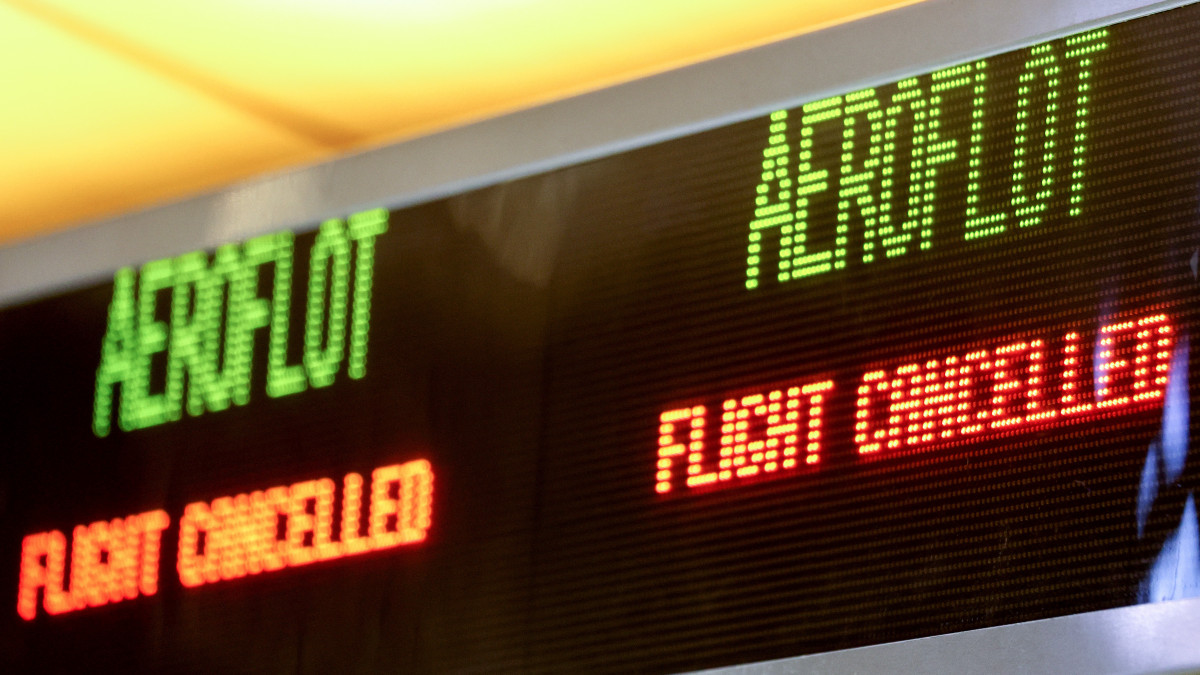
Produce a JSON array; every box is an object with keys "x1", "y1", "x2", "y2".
[
  {"x1": 0, "y1": 0, "x2": 324, "y2": 243},
  {"x1": 0, "y1": 0, "x2": 924, "y2": 246}
]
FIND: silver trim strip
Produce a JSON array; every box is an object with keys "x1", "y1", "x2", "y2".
[
  {"x1": 696, "y1": 597, "x2": 1200, "y2": 675},
  {"x1": 0, "y1": 0, "x2": 1189, "y2": 305}
]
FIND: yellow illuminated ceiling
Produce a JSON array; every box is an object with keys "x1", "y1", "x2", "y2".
[{"x1": 0, "y1": 0, "x2": 924, "y2": 246}]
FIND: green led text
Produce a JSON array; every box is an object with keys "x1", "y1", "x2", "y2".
[
  {"x1": 93, "y1": 209, "x2": 388, "y2": 436},
  {"x1": 746, "y1": 29, "x2": 1108, "y2": 289}
]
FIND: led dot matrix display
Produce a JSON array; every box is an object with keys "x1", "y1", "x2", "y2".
[
  {"x1": 5, "y1": 3, "x2": 1200, "y2": 674},
  {"x1": 745, "y1": 30, "x2": 1107, "y2": 289}
]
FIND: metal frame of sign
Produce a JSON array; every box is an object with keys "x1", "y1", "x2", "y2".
[{"x1": 2, "y1": 0, "x2": 1197, "y2": 672}]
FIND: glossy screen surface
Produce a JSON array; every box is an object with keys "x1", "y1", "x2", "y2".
[{"x1": 3, "y1": 3, "x2": 1200, "y2": 672}]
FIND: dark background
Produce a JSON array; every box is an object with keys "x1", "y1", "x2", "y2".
[{"x1": 4, "y1": 4, "x2": 1200, "y2": 672}]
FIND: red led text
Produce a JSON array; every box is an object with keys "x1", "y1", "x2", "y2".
[
  {"x1": 656, "y1": 311, "x2": 1175, "y2": 495},
  {"x1": 17, "y1": 510, "x2": 170, "y2": 621},
  {"x1": 178, "y1": 460, "x2": 433, "y2": 588},
  {"x1": 657, "y1": 379, "x2": 834, "y2": 494},
  {"x1": 856, "y1": 313, "x2": 1173, "y2": 456},
  {"x1": 15, "y1": 459, "x2": 434, "y2": 620}
]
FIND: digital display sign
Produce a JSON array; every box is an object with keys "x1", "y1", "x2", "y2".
[{"x1": 4, "y1": 2, "x2": 1200, "y2": 672}]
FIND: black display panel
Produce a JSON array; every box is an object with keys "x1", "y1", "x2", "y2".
[{"x1": 4, "y1": 3, "x2": 1200, "y2": 673}]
